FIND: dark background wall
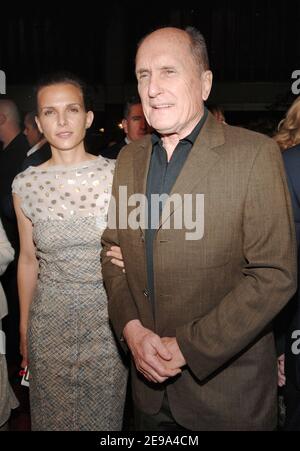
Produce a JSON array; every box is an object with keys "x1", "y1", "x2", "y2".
[{"x1": 1, "y1": 0, "x2": 300, "y2": 144}]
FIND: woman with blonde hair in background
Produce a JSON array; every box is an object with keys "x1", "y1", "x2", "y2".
[
  {"x1": 274, "y1": 96, "x2": 300, "y2": 150},
  {"x1": 275, "y1": 96, "x2": 300, "y2": 430}
]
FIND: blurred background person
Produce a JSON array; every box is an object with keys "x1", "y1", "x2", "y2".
[
  {"x1": 101, "y1": 96, "x2": 150, "y2": 159},
  {"x1": 0, "y1": 218, "x2": 19, "y2": 431},
  {"x1": 274, "y1": 96, "x2": 300, "y2": 430},
  {"x1": 22, "y1": 111, "x2": 51, "y2": 169},
  {"x1": 208, "y1": 104, "x2": 227, "y2": 124},
  {"x1": 274, "y1": 96, "x2": 300, "y2": 151},
  {"x1": 0, "y1": 99, "x2": 29, "y2": 365}
]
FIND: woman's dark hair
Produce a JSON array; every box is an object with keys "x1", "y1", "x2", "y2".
[{"x1": 35, "y1": 71, "x2": 92, "y2": 112}]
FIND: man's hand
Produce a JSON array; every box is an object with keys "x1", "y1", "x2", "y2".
[
  {"x1": 278, "y1": 354, "x2": 286, "y2": 387},
  {"x1": 107, "y1": 246, "x2": 125, "y2": 273},
  {"x1": 158, "y1": 337, "x2": 186, "y2": 370},
  {"x1": 123, "y1": 320, "x2": 182, "y2": 383}
]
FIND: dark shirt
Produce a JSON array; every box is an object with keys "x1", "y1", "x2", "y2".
[
  {"x1": 22, "y1": 142, "x2": 52, "y2": 170},
  {"x1": 145, "y1": 109, "x2": 208, "y2": 313},
  {"x1": 100, "y1": 139, "x2": 127, "y2": 160}
]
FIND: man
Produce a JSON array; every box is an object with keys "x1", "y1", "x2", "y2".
[
  {"x1": 0, "y1": 99, "x2": 29, "y2": 361},
  {"x1": 209, "y1": 104, "x2": 226, "y2": 124},
  {"x1": 101, "y1": 27, "x2": 297, "y2": 431},
  {"x1": 24, "y1": 110, "x2": 45, "y2": 151},
  {"x1": 101, "y1": 96, "x2": 150, "y2": 159},
  {"x1": 0, "y1": 99, "x2": 29, "y2": 246},
  {"x1": 22, "y1": 111, "x2": 51, "y2": 169}
]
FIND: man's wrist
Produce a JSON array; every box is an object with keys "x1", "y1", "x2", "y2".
[{"x1": 122, "y1": 319, "x2": 143, "y2": 342}]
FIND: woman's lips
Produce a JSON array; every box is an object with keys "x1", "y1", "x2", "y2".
[{"x1": 56, "y1": 132, "x2": 73, "y2": 139}]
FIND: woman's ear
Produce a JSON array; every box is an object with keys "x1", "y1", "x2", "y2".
[{"x1": 86, "y1": 111, "x2": 94, "y2": 129}]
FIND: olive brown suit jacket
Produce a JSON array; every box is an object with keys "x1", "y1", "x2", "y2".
[{"x1": 101, "y1": 112, "x2": 297, "y2": 431}]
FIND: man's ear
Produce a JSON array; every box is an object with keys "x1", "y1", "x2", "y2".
[
  {"x1": 201, "y1": 70, "x2": 213, "y2": 102},
  {"x1": 35, "y1": 116, "x2": 43, "y2": 134},
  {"x1": 122, "y1": 118, "x2": 128, "y2": 135},
  {"x1": 85, "y1": 111, "x2": 94, "y2": 129},
  {"x1": 0, "y1": 113, "x2": 6, "y2": 126}
]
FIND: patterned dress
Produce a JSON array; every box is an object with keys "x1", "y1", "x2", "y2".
[{"x1": 12, "y1": 157, "x2": 127, "y2": 431}]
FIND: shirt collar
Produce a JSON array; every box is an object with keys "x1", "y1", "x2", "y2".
[{"x1": 151, "y1": 107, "x2": 208, "y2": 146}]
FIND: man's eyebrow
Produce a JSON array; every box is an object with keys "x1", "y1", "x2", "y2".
[
  {"x1": 136, "y1": 65, "x2": 177, "y2": 74},
  {"x1": 160, "y1": 65, "x2": 177, "y2": 70},
  {"x1": 136, "y1": 68, "x2": 150, "y2": 74}
]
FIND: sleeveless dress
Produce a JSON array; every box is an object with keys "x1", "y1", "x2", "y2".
[{"x1": 12, "y1": 156, "x2": 127, "y2": 431}]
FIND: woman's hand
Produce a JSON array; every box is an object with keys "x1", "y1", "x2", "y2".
[{"x1": 107, "y1": 246, "x2": 125, "y2": 273}]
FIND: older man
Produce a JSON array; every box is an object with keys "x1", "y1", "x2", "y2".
[{"x1": 101, "y1": 27, "x2": 297, "y2": 431}]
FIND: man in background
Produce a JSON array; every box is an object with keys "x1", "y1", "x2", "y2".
[
  {"x1": 22, "y1": 111, "x2": 51, "y2": 169},
  {"x1": 101, "y1": 96, "x2": 150, "y2": 159},
  {"x1": 0, "y1": 99, "x2": 29, "y2": 362}
]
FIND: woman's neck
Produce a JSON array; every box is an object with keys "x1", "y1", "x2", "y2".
[{"x1": 45, "y1": 146, "x2": 96, "y2": 168}]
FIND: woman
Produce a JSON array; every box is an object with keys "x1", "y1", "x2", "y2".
[
  {"x1": 12, "y1": 73, "x2": 127, "y2": 431},
  {"x1": 0, "y1": 219, "x2": 19, "y2": 430},
  {"x1": 274, "y1": 96, "x2": 300, "y2": 151},
  {"x1": 274, "y1": 96, "x2": 300, "y2": 430}
]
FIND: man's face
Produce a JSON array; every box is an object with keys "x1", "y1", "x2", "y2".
[
  {"x1": 135, "y1": 28, "x2": 212, "y2": 138},
  {"x1": 122, "y1": 103, "x2": 149, "y2": 142},
  {"x1": 24, "y1": 116, "x2": 41, "y2": 147}
]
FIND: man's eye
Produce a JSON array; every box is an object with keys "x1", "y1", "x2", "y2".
[
  {"x1": 69, "y1": 107, "x2": 79, "y2": 113},
  {"x1": 44, "y1": 110, "x2": 54, "y2": 116}
]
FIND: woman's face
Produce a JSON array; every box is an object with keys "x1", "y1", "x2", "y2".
[{"x1": 36, "y1": 82, "x2": 93, "y2": 152}]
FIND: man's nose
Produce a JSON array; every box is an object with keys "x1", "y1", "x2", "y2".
[{"x1": 148, "y1": 74, "x2": 163, "y2": 98}]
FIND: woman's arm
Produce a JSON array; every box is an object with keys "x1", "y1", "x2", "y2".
[{"x1": 13, "y1": 194, "x2": 39, "y2": 368}]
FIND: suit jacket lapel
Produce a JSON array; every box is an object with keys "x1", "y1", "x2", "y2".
[
  {"x1": 133, "y1": 136, "x2": 152, "y2": 237},
  {"x1": 131, "y1": 114, "x2": 225, "y2": 231},
  {"x1": 159, "y1": 112, "x2": 225, "y2": 228},
  {"x1": 133, "y1": 135, "x2": 153, "y2": 197}
]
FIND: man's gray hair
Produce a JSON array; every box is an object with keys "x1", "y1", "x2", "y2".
[
  {"x1": 0, "y1": 99, "x2": 20, "y2": 126},
  {"x1": 185, "y1": 26, "x2": 210, "y2": 73}
]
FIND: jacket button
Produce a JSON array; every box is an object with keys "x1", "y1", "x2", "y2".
[{"x1": 143, "y1": 289, "x2": 149, "y2": 297}]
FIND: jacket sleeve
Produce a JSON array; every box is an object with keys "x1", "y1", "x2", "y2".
[
  {"x1": 176, "y1": 140, "x2": 297, "y2": 381},
  {"x1": 101, "y1": 156, "x2": 139, "y2": 347}
]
